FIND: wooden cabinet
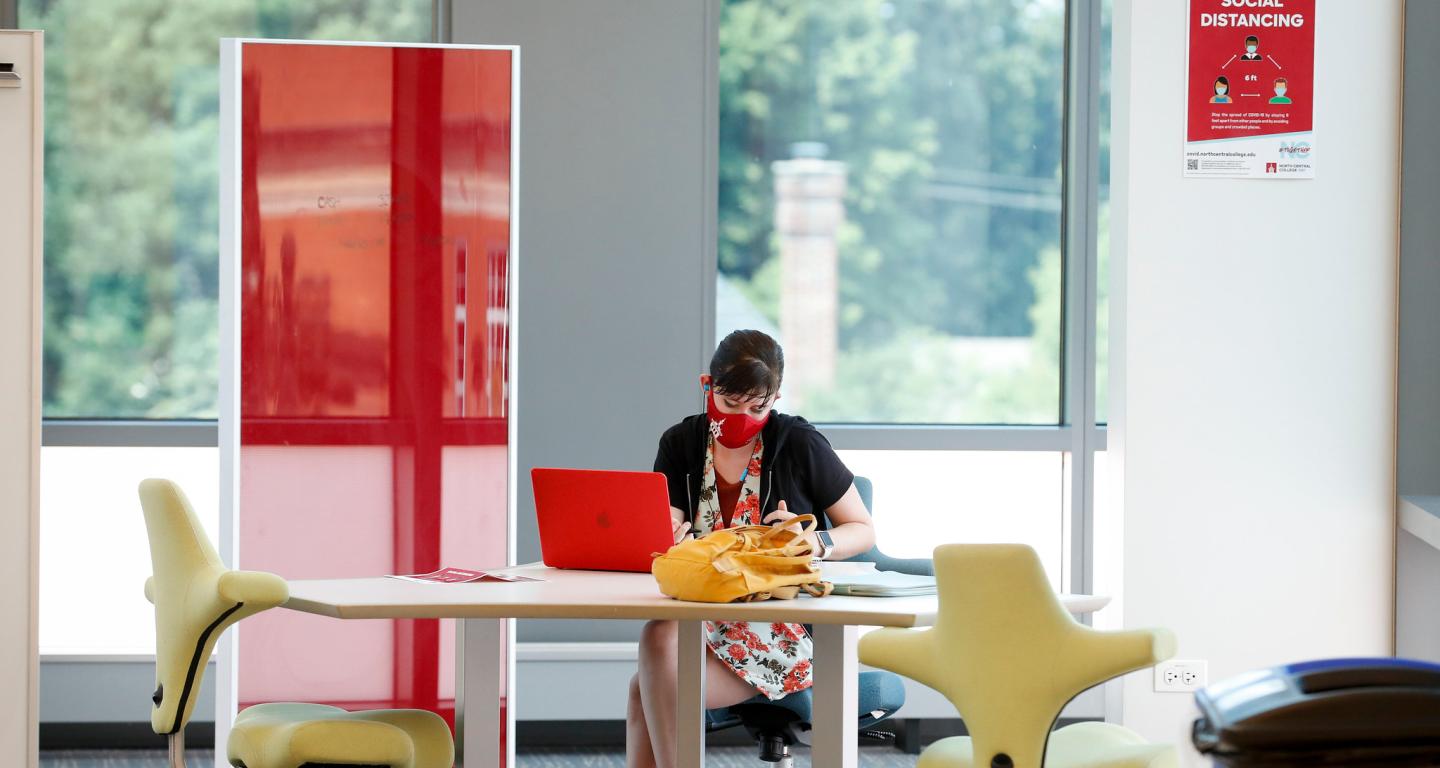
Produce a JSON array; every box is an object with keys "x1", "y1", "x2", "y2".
[{"x1": 0, "y1": 28, "x2": 43, "y2": 768}]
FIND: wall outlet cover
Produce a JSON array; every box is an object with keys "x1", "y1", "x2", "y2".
[{"x1": 1154, "y1": 659, "x2": 1207, "y2": 693}]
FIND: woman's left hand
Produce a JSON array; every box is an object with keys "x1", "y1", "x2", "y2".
[
  {"x1": 763, "y1": 501, "x2": 817, "y2": 546},
  {"x1": 762, "y1": 500, "x2": 799, "y2": 530}
]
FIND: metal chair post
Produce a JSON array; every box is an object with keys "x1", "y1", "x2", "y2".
[{"x1": 168, "y1": 730, "x2": 186, "y2": 768}]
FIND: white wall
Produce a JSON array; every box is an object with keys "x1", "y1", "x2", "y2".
[
  {"x1": 1110, "y1": 1, "x2": 1400, "y2": 763},
  {"x1": 0, "y1": 29, "x2": 43, "y2": 768}
]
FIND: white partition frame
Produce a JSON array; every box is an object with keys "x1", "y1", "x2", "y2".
[
  {"x1": 0, "y1": 28, "x2": 43, "y2": 768},
  {"x1": 218, "y1": 38, "x2": 520, "y2": 764}
]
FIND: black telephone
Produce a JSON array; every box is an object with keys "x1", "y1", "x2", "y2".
[{"x1": 1193, "y1": 657, "x2": 1440, "y2": 766}]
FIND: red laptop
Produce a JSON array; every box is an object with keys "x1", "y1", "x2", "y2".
[{"x1": 531, "y1": 468, "x2": 678, "y2": 572}]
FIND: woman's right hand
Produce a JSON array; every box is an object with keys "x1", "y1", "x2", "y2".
[{"x1": 671, "y1": 516, "x2": 693, "y2": 544}]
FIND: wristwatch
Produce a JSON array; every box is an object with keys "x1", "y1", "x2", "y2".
[{"x1": 815, "y1": 530, "x2": 835, "y2": 560}]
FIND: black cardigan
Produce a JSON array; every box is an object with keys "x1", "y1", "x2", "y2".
[{"x1": 652, "y1": 412, "x2": 855, "y2": 530}]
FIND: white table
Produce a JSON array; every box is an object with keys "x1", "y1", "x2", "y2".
[{"x1": 282, "y1": 563, "x2": 1109, "y2": 768}]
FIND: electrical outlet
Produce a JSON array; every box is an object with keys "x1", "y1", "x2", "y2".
[{"x1": 1154, "y1": 660, "x2": 1207, "y2": 693}]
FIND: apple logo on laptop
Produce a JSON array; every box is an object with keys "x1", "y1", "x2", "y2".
[{"x1": 597, "y1": 511, "x2": 612, "y2": 529}]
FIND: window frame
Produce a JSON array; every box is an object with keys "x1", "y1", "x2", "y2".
[{"x1": 703, "y1": 0, "x2": 1109, "y2": 597}]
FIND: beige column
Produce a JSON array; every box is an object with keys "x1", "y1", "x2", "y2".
[
  {"x1": 0, "y1": 29, "x2": 44, "y2": 768},
  {"x1": 773, "y1": 146, "x2": 845, "y2": 408}
]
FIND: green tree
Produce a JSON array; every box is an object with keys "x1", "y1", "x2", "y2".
[
  {"x1": 719, "y1": 0, "x2": 940, "y2": 346},
  {"x1": 24, "y1": 0, "x2": 429, "y2": 418}
]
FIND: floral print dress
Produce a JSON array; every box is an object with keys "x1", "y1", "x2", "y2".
[{"x1": 697, "y1": 434, "x2": 814, "y2": 700}]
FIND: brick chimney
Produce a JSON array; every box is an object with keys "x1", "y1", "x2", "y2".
[{"x1": 773, "y1": 142, "x2": 845, "y2": 408}]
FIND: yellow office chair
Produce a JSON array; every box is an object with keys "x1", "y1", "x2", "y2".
[
  {"x1": 139, "y1": 478, "x2": 454, "y2": 768},
  {"x1": 858, "y1": 544, "x2": 1178, "y2": 768}
]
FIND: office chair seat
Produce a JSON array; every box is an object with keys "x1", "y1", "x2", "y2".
[
  {"x1": 226, "y1": 702, "x2": 453, "y2": 768},
  {"x1": 918, "y1": 722, "x2": 1176, "y2": 768}
]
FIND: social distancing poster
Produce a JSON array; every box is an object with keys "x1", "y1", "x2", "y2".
[{"x1": 1184, "y1": 0, "x2": 1315, "y2": 179}]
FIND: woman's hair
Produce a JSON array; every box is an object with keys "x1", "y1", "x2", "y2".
[
  {"x1": 710, "y1": 330, "x2": 784, "y2": 402},
  {"x1": 1214, "y1": 76, "x2": 1230, "y2": 93}
]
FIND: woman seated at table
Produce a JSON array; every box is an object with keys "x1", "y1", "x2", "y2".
[{"x1": 627, "y1": 330, "x2": 876, "y2": 768}]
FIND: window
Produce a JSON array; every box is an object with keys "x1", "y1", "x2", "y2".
[
  {"x1": 39, "y1": 446, "x2": 218, "y2": 654},
  {"x1": 840, "y1": 450, "x2": 1066, "y2": 587},
  {"x1": 24, "y1": 0, "x2": 432, "y2": 419},
  {"x1": 716, "y1": 0, "x2": 1109, "y2": 592},
  {"x1": 717, "y1": 0, "x2": 1066, "y2": 425},
  {"x1": 23, "y1": 0, "x2": 436, "y2": 655},
  {"x1": 1096, "y1": 0, "x2": 1113, "y2": 425}
]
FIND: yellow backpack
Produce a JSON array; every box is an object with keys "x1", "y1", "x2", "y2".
[{"x1": 651, "y1": 514, "x2": 834, "y2": 603}]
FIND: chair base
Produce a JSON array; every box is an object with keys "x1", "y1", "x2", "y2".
[
  {"x1": 713, "y1": 669, "x2": 907, "y2": 764},
  {"x1": 917, "y1": 722, "x2": 1178, "y2": 768}
]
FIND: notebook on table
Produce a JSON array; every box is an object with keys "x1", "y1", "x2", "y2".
[{"x1": 827, "y1": 571, "x2": 936, "y2": 598}]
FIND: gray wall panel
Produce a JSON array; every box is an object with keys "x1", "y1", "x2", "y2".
[
  {"x1": 1399, "y1": 0, "x2": 1440, "y2": 497},
  {"x1": 452, "y1": 0, "x2": 715, "y2": 641},
  {"x1": 40, "y1": 661, "x2": 214, "y2": 723},
  {"x1": 39, "y1": 654, "x2": 1101, "y2": 723}
]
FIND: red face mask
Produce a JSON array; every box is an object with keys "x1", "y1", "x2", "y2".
[{"x1": 705, "y1": 388, "x2": 770, "y2": 449}]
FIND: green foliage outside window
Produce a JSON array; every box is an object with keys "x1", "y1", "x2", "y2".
[
  {"x1": 719, "y1": 0, "x2": 1098, "y2": 424},
  {"x1": 24, "y1": 0, "x2": 428, "y2": 418},
  {"x1": 30, "y1": 0, "x2": 1104, "y2": 425}
]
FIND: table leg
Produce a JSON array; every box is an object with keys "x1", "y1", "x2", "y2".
[
  {"x1": 676, "y1": 620, "x2": 707, "y2": 768},
  {"x1": 811, "y1": 624, "x2": 859, "y2": 768},
  {"x1": 456, "y1": 618, "x2": 511, "y2": 768}
]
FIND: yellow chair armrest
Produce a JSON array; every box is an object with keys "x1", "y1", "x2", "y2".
[
  {"x1": 1072, "y1": 626, "x2": 1177, "y2": 688},
  {"x1": 218, "y1": 570, "x2": 289, "y2": 609},
  {"x1": 859, "y1": 627, "x2": 942, "y2": 693},
  {"x1": 1146, "y1": 627, "x2": 1178, "y2": 664}
]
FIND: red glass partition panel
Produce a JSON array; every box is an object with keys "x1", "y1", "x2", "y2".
[{"x1": 236, "y1": 41, "x2": 512, "y2": 730}]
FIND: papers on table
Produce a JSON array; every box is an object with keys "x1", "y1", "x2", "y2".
[
  {"x1": 388, "y1": 567, "x2": 541, "y2": 584},
  {"x1": 818, "y1": 560, "x2": 879, "y2": 578},
  {"x1": 827, "y1": 571, "x2": 936, "y2": 598}
]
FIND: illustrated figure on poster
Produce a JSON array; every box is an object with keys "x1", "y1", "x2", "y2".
[
  {"x1": 1210, "y1": 76, "x2": 1233, "y2": 104},
  {"x1": 1269, "y1": 77, "x2": 1292, "y2": 105},
  {"x1": 1241, "y1": 35, "x2": 1262, "y2": 61}
]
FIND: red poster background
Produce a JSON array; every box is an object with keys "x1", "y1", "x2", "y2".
[{"x1": 1187, "y1": 0, "x2": 1315, "y2": 142}]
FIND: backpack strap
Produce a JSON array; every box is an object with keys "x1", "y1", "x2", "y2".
[{"x1": 757, "y1": 514, "x2": 818, "y2": 547}]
